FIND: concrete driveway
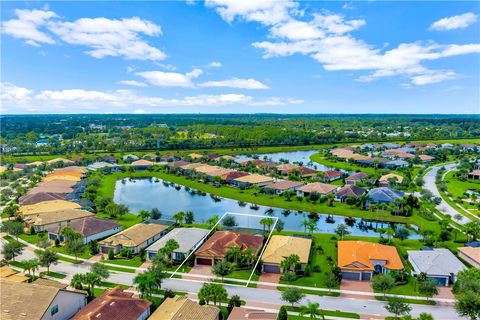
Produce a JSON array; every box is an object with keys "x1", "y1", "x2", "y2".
[
  {"x1": 340, "y1": 280, "x2": 373, "y2": 298},
  {"x1": 257, "y1": 273, "x2": 281, "y2": 290}
]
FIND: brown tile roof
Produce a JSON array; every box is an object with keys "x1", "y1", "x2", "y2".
[
  {"x1": 25, "y1": 209, "x2": 94, "y2": 227},
  {"x1": 0, "y1": 266, "x2": 28, "y2": 283},
  {"x1": 33, "y1": 278, "x2": 68, "y2": 289},
  {"x1": 233, "y1": 174, "x2": 274, "y2": 184},
  {"x1": 264, "y1": 180, "x2": 305, "y2": 190},
  {"x1": 150, "y1": 296, "x2": 219, "y2": 320},
  {"x1": 131, "y1": 159, "x2": 154, "y2": 166},
  {"x1": 195, "y1": 165, "x2": 223, "y2": 174},
  {"x1": 336, "y1": 185, "x2": 366, "y2": 198},
  {"x1": 346, "y1": 172, "x2": 368, "y2": 181},
  {"x1": 261, "y1": 235, "x2": 312, "y2": 264},
  {"x1": 419, "y1": 154, "x2": 435, "y2": 161},
  {"x1": 71, "y1": 286, "x2": 150, "y2": 320},
  {"x1": 196, "y1": 231, "x2": 264, "y2": 259},
  {"x1": 228, "y1": 307, "x2": 277, "y2": 320},
  {"x1": 46, "y1": 216, "x2": 121, "y2": 238},
  {"x1": 169, "y1": 160, "x2": 190, "y2": 168},
  {"x1": 221, "y1": 171, "x2": 249, "y2": 181},
  {"x1": 298, "y1": 182, "x2": 337, "y2": 195},
  {"x1": 30, "y1": 179, "x2": 77, "y2": 194},
  {"x1": 46, "y1": 158, "x2": 75, "y2": 165},
  {"x1": 99, "y1": 223, "x2": 167, "y2": 248},
  {"x1": 180, "y1": 162, "x2": 206, "y2": 170},
  {"x1": 1, "y1": 279, "x2": 86, "y2": 320},
  {"x1": 458, "y1": 247, "x2": 480, "y2": 264},
  {"x1": 469, "y1": 170, "x2": 480, "y2": 177},
  {"x1": 338, "y1": 241, "x2": 403, "y2": 271},
  {"x1": 19, "y1": 192, "x2": 66, "y2": 205},
  {"x1": 206, "y1": 168, "x2": 236, "y2": 177},
  {"x1": 53, "y1": 166, "x2": 88, "y2": 174},
  {"x1": 324, "y1": 170, "x2": 343, "y2": 178}
]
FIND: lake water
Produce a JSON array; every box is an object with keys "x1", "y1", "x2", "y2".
[
  {"x1": 237, "y1": 150, "x2": 331, "y2": 170},
  {"x1": 114, "y1": 178, "x2": 419, "y2": 238}
]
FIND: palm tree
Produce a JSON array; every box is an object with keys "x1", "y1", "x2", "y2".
[
  {"x1": 259, "y1": 217, "x2": 275, "y2": 234},
  {"x1": 134, "y1": 267, "x2": 165, "y2": 299},
  {"x1": 300, "y1": 301, "x2": 325, "y2": 320},
  {"x1": 226, "y1": 246, "x2": 242, "y2": 264},
  {"x1": 385, "y1": 228, "x2": 395, "y2": 241},
  {"x1": 300, "y1": 218, "x2": 309, "y2": 233},
  {"x1": 70, "y1": 274, "x2": 84, "y2": 290},
  {"x1": 307, "y1": 221, "x2": 318, "y2": 235}
]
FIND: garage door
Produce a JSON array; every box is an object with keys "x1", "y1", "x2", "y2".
[
  {"x1": 341, "y1": 271, "x2": 361, "y2": 280},
  {"x1": 196, "y1": 258, "x2": 213, "y2": 266},
  {"x1": 430, "y1": 276, "x2": 447, "y2": 286},
  {"x1": 362, "y1": 272, "x2": 372, "y2": 281},
  {"x1": 263, "y1": 264, "x2": 281, "y2": 273}
]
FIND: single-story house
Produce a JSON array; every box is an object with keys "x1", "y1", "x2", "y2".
[
  {"x1": 20, "y1": 200, "x2": 81, "y2": 217},
  {"x1": 52, "y1": 166, "x2": 88, "y2": 174},
  {"x1": 228, "y1": 307, "x2": 276, "y2": 320},
  {"x1": 19, "y1": 192, "x2": 66, "y2": 205},
  {"x1": 419, "y1": 154, "x2": 435, "y2": 162},
  {"x1": 205, "y1": 168, "x2": 236, "y2": 180},
  {"x1": 296, "y1": 182, "x2": 337, "y2": 197},
  {"x1": 43, "y1": 171, "x2": 84, "y2": 182},
  {"x1": 29, "y1": 179, "x2": 77, "y2": 194},
  {"x1": 24, "y1": 209, "x2": 94, "y2": 232},
  {"x1": 261, "y1": 235, "x2": 312, "y2": 273},
  {"x1": 0, "y1": 266, "x2": 28, "y2": 283},
  {"x1": 87, "y1": 161, "x2": 120, "y2": 172},
  {"x1": 47, "y1": 216, "x2": 121, "y2": 244},
  {"x1": 195, "y1": 165, "x2": 223, "y2": 175},
  {"x1": 143, "y1": 153, "x2": 159, "y2": 161},
  {"x1": 338, "y1": 241, "x2": 403, "y2": 281},
  {"x1": 345, "y1": 172, "x2": 368, "y2": 185},
  {"x1": 99, "y1": 223, "x2": 168, "y2": 254},
  {"x1": 232, "y1": 174, "x2": 275, "y2": 187},
  {"x1": 150, "y1": 296, "x2": 219, "y2": 320},
  {"x1": 179, "y1": 162, "x2": 206, "y2": 173},
  {"x1": 367, "y1": 187, "x2": 404, "y2": 204},
  {"x1": 195, "y1": 231, "x2": 264, "y2": 266},
  {"x1": 379, "y1": 173, "x2": 404, "y2": 187},
  {"x1": 213, "y1": 155, "x2": 236, "y2": 162},
  {"x1": 146, "y1": 227, "x2": 209, "y2": 261},
  {"x1": 122, "y1": 154, "x2": 139, "y2": 161},
  {"x1": 385, "y1": 159, "x2": 409, "y2": 169},
  {"x1": 220, "y1": 171, "x2": 250, "y2": 183},
  {"x1": 71, "y1": 286, "x2": 151, "y2": 320},
  {"x1": 408, "y1": 248, "x2": 467, "y2": 286},
  {"x1": 336, "y1": 185, "x2": 367, "y2": 201},
  {"x1": 1, "y1": 279, "x2": 87, "y2": 320},
  {"x1": 275, "y1": 164, "x2": 316, "y2": 177},
  {"x1": 168, "y1": 160, "x2": 190, "y2": 168},
  {"x1": 101, "y1": 155, "x2": 117, "y2": 164},
  {"x1": 159, "y1": 153, "x2": 181, "y2": 162},
  {"x1": 322, "y1": 170, "x2": 344, "y2": 182},
  {"x1": 131, "y1": 159, "x2": 154, "y2": 170},
  {"x1": 468, "y1": 170, "x2": 480, "y2": 180},
  {"x1": 262, "y1": 180, "x2": 305, "y2": 195},
  {"x1": 457, "y1": 247, "x2": 480, "y2": 268}
]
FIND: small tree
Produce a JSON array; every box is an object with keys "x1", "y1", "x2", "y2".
[
  {"x1": 108, "y1": 248, "x2": 115, "y2": 260},
  {"x1": 65, "y1": 238, "x2": 86, "y2": 262},
  {"x1": 418, "y1": 279, "x2": 438, "y2": 300},
  {"x1": 35, "y1": 249, "x2": 59, "y2": 274},
  {"x1": 300, "y1": 301, "x2": 325, "y2": 320},
  {"x1": 259, "y1": 217, "x2": 275, "y2": 234},
  {"x1": 206, "y1": 214, "x2": 220, "y2": 228},
  {"x1": 222, "y1": 215, "x2": 237, "y2": 228},
  {"x1": 371, "y1": 273, "x2": 395, "y2": 297},
  {"x1": 227, "y1": 295, "x2": 242, "y2": 313},
  {"x1": 455, "y1": 290, "x2": 480, "y2": 320},
  {"x1": 325, "y1": 272, "x2": 340, "y2": 292},
  {"x1": 212, "y1": 260, "x2": 233, "y2": 282},
  {"x1": 385, "y1": 298, "x2": 412, "y2": 320},
  {"x1": 281, "y1": 287, "x2": 305, "y2": 307},
  {"x1": 2, "y1": 241, "x2": 24, "y2": 261},
  {"x1": 184, "y1": 211, "x2": 195, "y2": 224},
  {"x1": 277, "y1": 306, "x2": 288, "y2": 320},
  {"x1": 1, "y1": 221, "x2": 24, "y2": 240},
  {"x1": 90, "y1": 262, "x2": 110, "y2": 280},
  {"x1": 198, "y1": 283, "x2": 228, "y2": 306},
  {"x1": 89, "y1": 240, "x2": 99, "y2": 255},
  {"x1": 150, "y1": 208, "x2": 162, "y2": 220},
  {"x1": 275, "y1": 219, "x2": 285, "y2": 233},
  {"x1": 334, "y1": 224, "x2": 350, "y2": 240},
  {"x1": 138, "y1": 210, "x2": 150, "y2": 221},
  {"x1": 139, "y1": 247, "x2": 147, "y2": 262}
]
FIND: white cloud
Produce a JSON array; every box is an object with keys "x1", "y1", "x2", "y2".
[
  {"x1": 2, "y1": 9, "x2": 166, "y2": 61},
  {"x1": 134, "y1": 109, "x2": 147, "y2": 114},
  {"x1": 430, "y1": 13, "x2": 477, "y2": 31},
  {"x1": 206, "y1": 1, "x2": 480, "y2": 86},
  {"x1": 118, "y1": 80, "x2": 147, "y2": 87},
  {"x1": 135, "y1": 68, "x2": 203, "y2": 87},
  {"x1": 1, "y1": 82, "x2": 302, "y2": 113},
  {"x1": 2, "y1": 9, "x2": 57, "y2": 46},
  {"x1": 199, "y1": 78, "x2": 269, "y2": 89},
  {"x1": 208, "y1": 61, "x2": 222, "y2": 68}
]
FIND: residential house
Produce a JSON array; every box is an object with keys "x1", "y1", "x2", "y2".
[
  {"x1": 460, "y1": 143, "x2": 476, "y2": 152},
  {"x1": 143, "y1": 153, "x2": 159, "y2": 161},
  {"x1": 146, "y1": 227, "x2": 209, "y2": 261},
  {"x1": 19, "y1": 192, "x2": 66, "y2": 205},
  {"x1": 195, "y1": 231, "x2": 264, "y2": 265},
  {"x1": 52, "y1": 166, "x2": 88, "y2": 174},
  {"x1": 20, "y1": 200, "x2": 81, "y2": 217},
  {"x1": 261, "y1": 235, "x2": 312, "y2": 273},
  {"x1": 385, "y1": 159, "x2": 409, "y2": 169},
  {"x1": 441, "y1": 143, "x2": 454, "y2": 149},
  {"x1": 220, "y1": 171, "x2": 249, "y2": 183},
  {"x1": 188, "y1": 153, "x2": 204, "y2": 160},
  {"x1": 0, "y1": 266, "x2": 28, "y2": 283},
  {"x1": 228, "y1": 307, "x2": 277, "y2": 320},
  {"x1": 131, "y1": 159, "x2": 154, "y2": 170},
  {"x1": 345, "y1": 172, "x2": 368, "y2": 185},
  {"x1": 47, "y1": 216, "x2": 121, "y2": 244},
  {"x1": 457, "y1": 247, "x2": 480, "y2": 268},
  {"x1": 379, "y1": 173, "x2": 404, "y2": 187},
  {"x1": 71, "y1": 286, "x2": 151, "y2": 320},
  {"x1": 467, "y1": 170, "x2": 480, "y2": 180},
  {"x1": 24, "y1": 209, "x2": 94, "y2": 232},
  {"x1": 46, "y1": 158, "x2": 75, "y2": 166},
  {"x1": 149, "y1": 296, "x2": 219, "y2": 320},
  {"x1": 168, "y1": 160, "x2": 190, "y2": 168},
  {"x1": 87, "y1": 161, "x2": 120, "y2": 172},
  {"x1": 159, "y1": 153, "x2": 181, "y2": 162},
  {"x1": 262, "y1": 180, "x2": 305, "y2": 195},
  {"x1": 43, "y1": 172, "x2": 84, "y2": 182},
  {"x1": 29, "y1": 179, "x2": 77, "y2": 194},
  {"x1": 418, "y1": 154, "x2": 435, "y2": 162},
  {"x1": 367, "y1": 187, "x2": 404, "y2": 204},
  {"x1": 122, "y1": 154, "x2": 139, "y2": 162},
  {"x1": 336, "y1": 185, "x2": 366, "y2": 201},
  {"x1": 101, "y1": 155, "x2": 117, "y2": 163},
  {"x1": 232, "y1": 174, "x2": 275, "y2": 187},
  {"x1": 338, "y1": 241, "x2": 403, "y2": 281},
  {"x1": 1, "y1": 279, "x2": 87, "y2": 320},
  {"x1": 322, "y1": 170, "x2": 344, "y2": 182},
  {"x1": 99, "y1": 223, "x2": 168, "y2": 254},
  {"x1": 204, "y1": 168, "x2": 236, "y2": 181},
  {"x1": 296, "y1": 182, "x2": 337, "y2": 197},
  {"x1": 408, "y1": 248, "x2": 467, "y2": 286}
]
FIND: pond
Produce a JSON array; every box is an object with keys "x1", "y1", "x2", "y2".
[
  {"x1": 114, "y1": 178, "x2": 419, "y2": 238},
  {"x1": 237, "y1": 150, "x2": 331, "y2": 171}
]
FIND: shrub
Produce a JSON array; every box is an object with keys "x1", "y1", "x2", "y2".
[
  {"x1": 304, "y1": 265, "x2": 311, "y2": 277},
  {"x1": 89, "y1": 240, "x2": 99, "y2": 255},
  {"x1": 312, "y1": 265, "x2": 321, "y2": 273},
  {"x1": 54, "y1": 238, "x2": 60, "y2": 247},
  {"x1": 199, "y1": 298, "x2": 206, "y2": 305},
  {"x1": 277, "y1": 306, "x2": 288, "y2": 320},
  {"x1": 108, "y1": 248, "x2": 115, "y2": 260},
  {"x1": 280, "y1": 271, "x2": 297, "y2": 282}
]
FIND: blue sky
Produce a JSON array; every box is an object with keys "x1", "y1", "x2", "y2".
[{"x1": 1, "y1": 1, "x2": 479, "y2": 114}]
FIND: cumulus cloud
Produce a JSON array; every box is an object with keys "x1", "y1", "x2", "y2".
[
  {"x1": 1, "y1": 82, "x2": 302, "y2": 113},
  {"x1": 135, "y1": 68, "x2": 203, "y2": 87},
  {"x1": 199, "y1": 78, "x2": 269, "y2": 89},
  {"x1": 206, "y1": 0, "x2": 480, "y2": 86},
  {"x1": 118, "y1": 80, "x2": 148, "y2": 87},
  {"x1": 430, "y1": 13, "x2": 477, "y2": 31},
  {"x1": 1, "y1": 9, "x2": 166, "y2": 60},
  {"x1": 207, "y1": 61, "x2": 222, "y2": 68}
]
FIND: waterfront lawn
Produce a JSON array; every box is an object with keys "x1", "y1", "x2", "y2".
[
  {"x1": 96, "y1": 211, "x2": 143, "y2": 229},
  {"x1": 310, "y1": 153, "x2": 378, "y2": 175}
]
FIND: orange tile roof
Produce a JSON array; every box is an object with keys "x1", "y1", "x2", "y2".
[
  {"x1": 338, "y1": 241, "x2": 403, "y2": 271},
  {"x1": 195, "y1": 231, "x2": 264, "y2": 259}
]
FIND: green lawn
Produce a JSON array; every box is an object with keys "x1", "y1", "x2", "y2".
[
  {"x1": 96, "y1": 211, "x2": 143, "y2": 229},
  {"x1": 105, "y1": 256, "x2": 144, "y2": 267},
  {"x1": 40, "y1": 271, "x2": 66, "y2": 279},
  {"x1": 52, "y1": 245, "x2": 93, "y2": 260},
  {"x1": 286, "y1": 306, "x2": 360, "y2": 319},
  {"x1": 18, "y1": 233, "x2": 42, "y2": 244}
]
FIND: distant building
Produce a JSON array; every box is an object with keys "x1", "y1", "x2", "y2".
[
  {"x1": 345, "y1": 172, "x2": 368, "y2": 185},
  {"x1": 262, "y1": 180, "x2": 305, "y2": 195},
  {"x1": 458, "y1": 247, "x2": 480, "y2": 268},
  {"x1": 150, "y1": 296, "x2": 219, "y2": 320},
  {"x1": 296, "y1": 182, "x2": 337, "y2": 197},
  {"x1": 367, "y1": 187, "x2": 404, "y2": 204}
]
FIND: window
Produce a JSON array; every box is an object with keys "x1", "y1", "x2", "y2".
[{"x1": 51, "y1": 304, "x2": 59, "y2": 316}]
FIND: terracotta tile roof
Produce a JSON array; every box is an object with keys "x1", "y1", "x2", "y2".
[
  {"x1": 262, "y1": 235, "x2": 312, "y2": 264},
  {"x1": 131, "y1": 159, "x2": 154, "y2": 166},
  {"x1": 221, "y1": 171, "x2": 249, "y2": 181},
  {"x1": 264, "y1": 180, "x2": 305, "y2": 190},
  {"x1": 205, "y1": 168, "x2": 236, "y2": 177},
  {"x1": 25, "y1": 209, "x2": 94, "y2": 227},
  {"x1": 419, "y1": 154, "x2": 435, "y2": 161},
  {"x1": 233, "y1": 174, "x2": 274, "y2": 184},
  {"x1": 71, "y1": 287, "x2": 150, "y2": 320},
  {"x1": 30, "y1": 179, "x2": 77, "y2": 194},
  {"x1": 379, "y1": 173, "x2": 404, "y2": 183},
  {"x1": 298, "y1": 182, "x2": 337, "y2": 195},
  {"x1": 46, "y1": 216, "x2": 121, "y2": 238},
  {"x1": 336, "y1": 185, "x2": 366, "y2": 198},
  {"x1": 52, "y1": 166, "x2": 88, "y2": 174},
  {"x1": 20, "y1": 200, "x2": 81, "y2": 216},
  {"x1": 196, "y1": 231, "x2": 264, "y2": 259},
  {"x1": 99, "y1": 223, "x2": 167, "y2": 248},
  {"x1": 19, "y1": 192, "x2": 66, "y2": 205},
  {"x1": 469, "y1": 170, "x2": 480, "y2": 177},
  {"x1": 180, "y1": 162, "x2": 206, "y2": 170},
  {"x1": 228, "y1": 307, "x2": 277, "y2": 320},
  {"x1": 338, "y1": 241, "x2": 403, "y2": 271},
  {"x1": 1, "y1": 279, "x2": 86, "y2": 320},
  {"x1": 324, "y1": 170, "x2": 343, "y2": 178},
  {"x1": 346, "y1": 172, "x2": 368, "y2": 181},
  {"x1": 458, "y1": 247, "x2": 480, "y2": 264},
  {"x1": 169, "y1": 160, "x2": 190, "y2": 168},
  {"x1": 150, "y1": 296, "x2": 219, "y2": 320}
]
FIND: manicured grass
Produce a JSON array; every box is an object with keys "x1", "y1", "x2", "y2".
[
  {"x1": 104, "y1": 265, "x2": 136, "y2": 273},
  {"x1": 59, "y1": 255, "x2": 83, "y2": 264},
  {"x1": 96, "y1": 211, "x2": 143, "y2": 229},
  {"x1": 100, "y1": 281, "x2": 129, "y2": 289},
  {"x1": 286, "y1": 306, "x2": 360, "y2": 319},
  {"x1": 375, "y1": 296, "x2": 436, "y2": 305},
  {"x1": 310, "y1": 153, "x2": 378, "y2": 175},
  {"x1": 98, "y1": 170, "x2": 439, "y2": 231},
  {"x1": 41, "y1": 271, "x2": 67, "y2": 279},
  {"x1": 52, "y1": 245, "x2": 93, "y2": 260},
  {"x1": 105, "y1": 256, "x2": 144, "y2": 267},
  {"x1": 3, "y1": 235, "x2": 26, "y2": 246},
  {"x1": 19, "y1": 233, "x2": 42, "y2": 244},
  {"x1": 444, "y1": 171, "x2": 480, "y2": 200}
]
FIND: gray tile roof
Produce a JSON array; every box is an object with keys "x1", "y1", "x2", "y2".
[
  {"x1": 407, "y1": 248, "x2": 466, "y2": 276},
  {"x1": 146, "y1": 227, "x2": 209, "y2": 254},
  {"x1": 367, "y1": 187, "x2": 404, "y2": 203}
]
